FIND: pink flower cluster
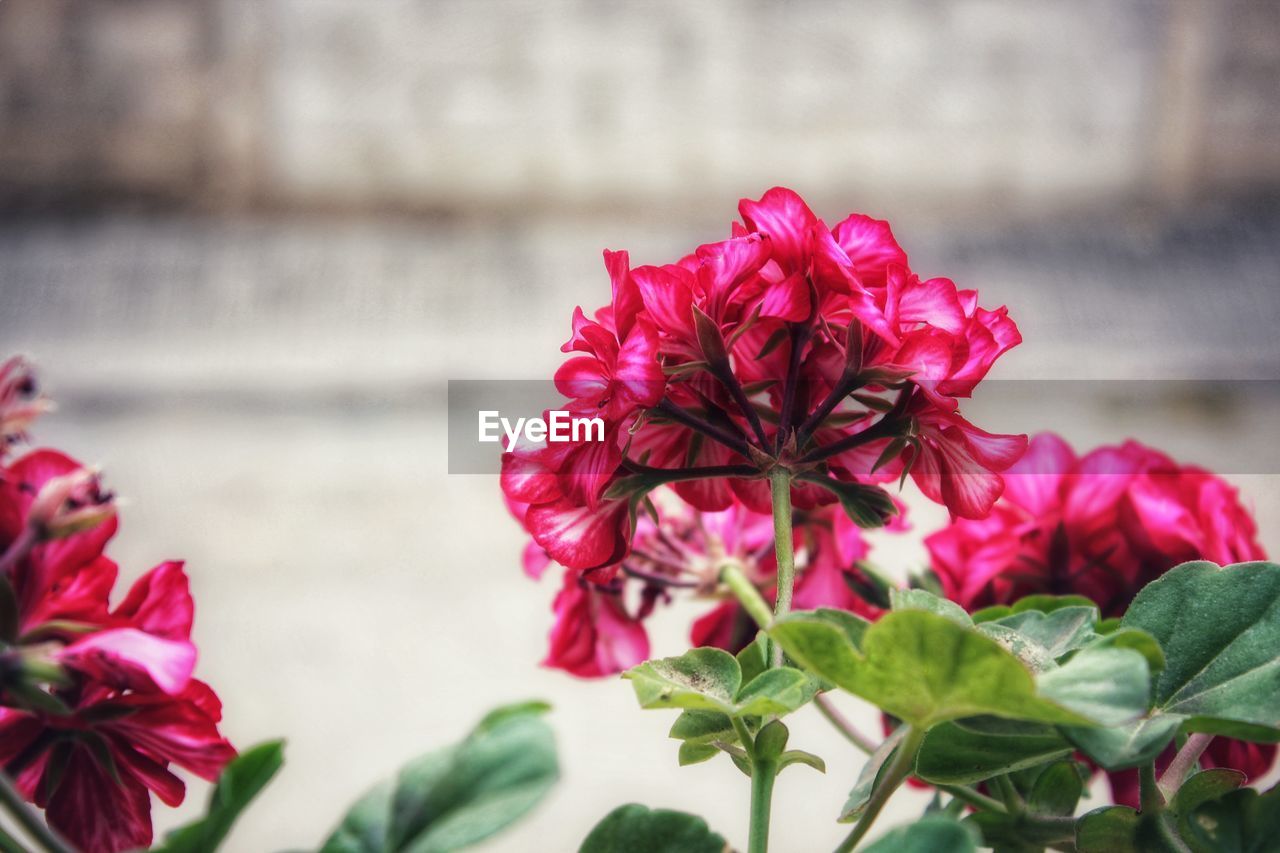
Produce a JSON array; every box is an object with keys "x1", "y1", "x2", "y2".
[
  {"x1": 925, "y1": 431, "x2": 1274, "y2": 800},
  {"x1": 503, "y1": 188, "x2": 1023, "y2": 672},
  {"x1": 0, "y1": 356, "x2": 234, "y2": 853},
  {"x1": 927, "y1": 432, "x2": 1266, "y2": 614}
]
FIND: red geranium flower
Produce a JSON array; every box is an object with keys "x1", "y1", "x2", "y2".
[
  {"x1": 503, "y1": 187, "x2": 1023, "y2": 576},
  {"x1": 1, "y1": 444, "x2": 234, "y2": 853}
]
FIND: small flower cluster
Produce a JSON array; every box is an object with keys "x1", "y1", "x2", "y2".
[
  {"x1": 503, "y1": 188, "x2": 1023, "y2": 672},
  {"x1": 0, "y1": 356, "x2": 234, "y2": 853}
]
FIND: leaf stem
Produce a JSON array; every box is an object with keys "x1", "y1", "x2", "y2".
[
  {"x1": 0, "y1": 772, "x2": 73, "y2": 853},
  {"x1": 940, "y1": 784, "x2": 1007, "y2": 814},
  {"x1": 809, "y1": 698, "x2": 1007, "y2": 816},
  {"x1": 813, "y1": 695, "x2": 877, "y2": 754},
  {"x1": 1139, "y1": 762, "x2": 1164, "y2": 815},
  {"x1": 721, "y1": 564, "x2": 774, "y2": 631},
  {"x1": 1158, "y1": 732, "x2": 1214, "y2": 800},
  {"x1": 768, "y1": 468, "x2": 795, "y2": 667},
  {"x1": 834, "y1": 725, "x2": 925, "y2": 852},
  {"x1": 993, "y1": 774, "x2": 1024, "y2": 815}
]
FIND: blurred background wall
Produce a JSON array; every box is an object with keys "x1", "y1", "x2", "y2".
[
  {"x1": 2, "y1": 2, "x2": 1279, "y2": 851},
  {"x1": 3, "y1": 0, "x2": 1280, "y2": 216}
]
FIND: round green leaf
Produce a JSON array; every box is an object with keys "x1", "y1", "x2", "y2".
[{"x1": 579, "y1": 804, "x2": 728, "y2": 853}]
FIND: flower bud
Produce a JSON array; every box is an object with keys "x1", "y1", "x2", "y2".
[
  {"x1": 27, "y1": 467, "x2": 117, "y2": 540},
  {"x1": 0, "y1": 355, "x2": 52, "y2": 451}
]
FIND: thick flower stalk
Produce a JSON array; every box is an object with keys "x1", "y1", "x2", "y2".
[{"x1": 0, "y1": 363, "x2": 235, "y2": 853}]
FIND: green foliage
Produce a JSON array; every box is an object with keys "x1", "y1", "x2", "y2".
[
  {"x1": 157, "y1": 740, "x2": 285, "y2": 853},
  {"x1": 916, "y1": 722, "x2": 1073, "y2": 785},
  {"x1": 320, "y1": 702, "x2": 558, "y2": 853},
  {"x1": 579, "y1": 804, "x2": 728, "y2": 853},
  {"x1": 861, "y1": 815, "x2": 980, "y2": 852},
  {"x1": 1122, "y1": 561, "x2": 1280, "y2": 740},
  {"x1": 770, "y1": 591, "x2": 1135, "y2": 729},
  {"x1": 623, "y1": 648, "x2": 814, "y2": 718},
  {"x1": 1069, "y1": 560, "x2": 1280, "y2": 769}
]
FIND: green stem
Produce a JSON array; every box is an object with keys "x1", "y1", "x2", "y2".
[
  {"x1": 813, "y1": 694, "x2": 878, "y2": 754},
  {"x1": 940, "y1": 784, "x2": 1007, "y2": 814},
  {"x1": 721, "y1": 564, "x2": 774, "y2": 631},
  {"x1": 769, "y1": 468, "x2": 795, "y2": 667},
  {"x1": 993, "y1": 774, "x2": 1024, "y2": 815},
  {"x1": 748, "y1": 759, "x2": 778, "y2": 853},
  {"x1": 834, "y1": 725, "x2": 925, "y2": 852},
  {"x1": 0, "y1": 772, "x2": 73, "y2": 853},
  {"x1": 0, "y1": 827, "x2": 25, "y2": 853},
  {"x1": 810, "y1": 696, "x2": 1008, "y2": 817},
  {"x1": 1139, "y1": 762, "x2": 1164, "y2": 815}
]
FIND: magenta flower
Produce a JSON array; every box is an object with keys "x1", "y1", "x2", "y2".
[
  {"x1": 925, "y1": 432, "x2": 1265, "y2": 613},
  {"x1": 503, "y1": 187, "x2": 1024, "y2": 577},
  {"x1": 1, "y1": 441, "x2": 235, "y2": 853}
]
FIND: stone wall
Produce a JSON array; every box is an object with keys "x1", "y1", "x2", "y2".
[{"x1": 1, "y1": 0, "x2": 1277, "y2": 215}]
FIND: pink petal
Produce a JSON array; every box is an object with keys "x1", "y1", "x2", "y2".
[
  {"x1": 831, "y1": 214, "x2": 908, "y2": 286},
  {"x1": 60, "y1": 628, "x2": 196, "y2": 695},
  {"x1": 527, "y1": 498, "x2": 630, "y2": 570},
  {"x1": 739, "y1": 187, "x2": 817, "y2": 271}
]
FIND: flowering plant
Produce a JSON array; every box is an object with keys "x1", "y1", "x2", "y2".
[
  {"x1": 503, "y1": 190, "x2": 1280, "y2": 852},
  {"x1": 3, "y1": 188, "x2": 1277, "y2": 853}
]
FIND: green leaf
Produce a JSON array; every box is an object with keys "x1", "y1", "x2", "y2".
[
  {"x1": 623, "y1": 648, "x2": 741, "y2": 713},
  {"x1": 1035, "y1": 645, "x2": 1150, "y2": 726},
  {"x1": 1070, "y1": 560, "x2": 1280, "y2": 769},
  {"x1": 579, "y1": 804, "x2": 728, "y2": 853},
  {"x1": 992, "y1": 606, "x2": 1098, "y2": 658},
  {"x1": 735, "y1": 635, "x2": 769, "y2": 686},
  {"x1": 890, "y1": 588, "x2": 974, "y2": 626},
  {"x1": 159, "y1": 740, "x2": 285, "y2": 853},
  {"x1": 677, "y1": 742, "x2": 720, "y2": 766},
  {"x1": 321, "y1": 781, "x2": 394, "y2": 853},
  {"x1": 799, "y1": 475, "x2": 896, "y2": 529},
  {"x1": 1064, "y1": 715, "x2": 1183, "y2": 771},
  {"x1": 863, "y1": 815, "x2": 980, "y2": 853},
  {"x1": 771, "y1": 609, "x2": 1096, "y2": 729},
  {"x1": 1172, "y1": 768, "x2": 1246, "y2": 844},
  {"x1": 1087, "y1": 627, "x2": 1166, "y2": 677},
  {"x1": 777, "y1": 749, "x2": 826, "y2": 774},
  {"x1": 1122, "y1": 560, "x2": 1280, "y2": 740},
  {"x1": 1075, "y1": 806, "x2": 1180, "y2": 853},
  {"x1": 1182, "y1": 782, "x2": 1280, "y2": 853},
  {"x1": 1027, "y1": 761, "x2": 1085, "y2": 816},
  {"x1": 916, "y1": 722, "x2": 1073, "y2": 785},
  {"x1": 322, "y1": 702, "x2": 558, "y2": 853},
  {"x1": 669, "y1": 710, "x2": 736, "y2": 746},
  {"x1": 734, "y1": 668, "x2": 816, "y2": 716},
  {"x1": 624, "y1": 647, "x2": 814, "y2": 718}
]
